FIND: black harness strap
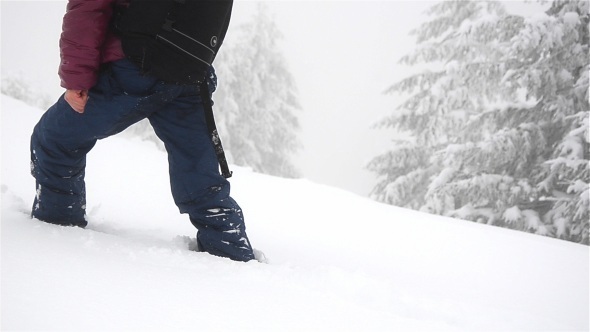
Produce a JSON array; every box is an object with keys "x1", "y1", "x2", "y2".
[
  {"x1": 163, "y1": 0, "x2": 232, "y2": 178},
  {"x1": 200, "y1": 80, "x2": 232, "y2": 179}
]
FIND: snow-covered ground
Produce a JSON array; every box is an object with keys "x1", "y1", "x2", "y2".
[{"x1": 1, "y1": 94, "x2": 588, "y2": 331}]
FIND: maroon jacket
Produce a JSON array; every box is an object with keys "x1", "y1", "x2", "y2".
[{"x1": 59, "y1": 0, "x2": 128, "y2": 90}]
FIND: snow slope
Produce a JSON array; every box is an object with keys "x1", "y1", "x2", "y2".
[{"x1": 1, "y1": 94, "x2": 589, "y2": 331}]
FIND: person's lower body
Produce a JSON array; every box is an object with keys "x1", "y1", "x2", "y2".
[{"x1": 30, "y1": 59, "x2": 255, "y2": 262}]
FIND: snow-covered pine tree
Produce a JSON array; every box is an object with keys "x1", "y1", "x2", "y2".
[
  {"x1": 214, "y1": 3, "x2": 302, "y2": 178},
  {"x1": 369, "y1": 1, "x2": 520, "y2": 211},
  {"x1": 369, "y1": 0, "x2": 589, "y2": 244},
  {"x1": 525, "y1": 0, "x2": 589, "y2": 243},
  {"x1": 436, "y1": 0, "x2": 589, "y2": 243}
]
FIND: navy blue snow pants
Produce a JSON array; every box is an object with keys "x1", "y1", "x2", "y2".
[{"x1": 30, "y1": 59, "x2": 255, "y2": 262}]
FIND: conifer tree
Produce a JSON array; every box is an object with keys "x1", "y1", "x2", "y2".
[
  {"x1": 369, "y1": 0, "x2": 589, "y2": 244},
  {"x1": 369, "y1": 0, "x2": 518, "y2": 210},
  {"x1": 214, "y1": 3, "x2": 302, "y2": 178}
]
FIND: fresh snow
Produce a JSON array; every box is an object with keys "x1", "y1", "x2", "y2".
[
  {"x1": 563, "y1": 12, "x2": 581, "y2": 26},
  {"x1": 1, "y1": 94, "x2": 589, "y2": 331}
]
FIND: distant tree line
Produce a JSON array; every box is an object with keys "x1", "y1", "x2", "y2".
[{"x1": 1, "y1": 75, "x2": 52, "y2": 109}]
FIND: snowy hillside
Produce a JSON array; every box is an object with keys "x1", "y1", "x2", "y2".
[{"x1": 1, "y1": 94, "x2": 588, "y2": 331}]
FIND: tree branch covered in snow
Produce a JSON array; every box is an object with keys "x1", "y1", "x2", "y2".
[{"x1": 369, "y1": 0, "x2": 589, "y2": 244}]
